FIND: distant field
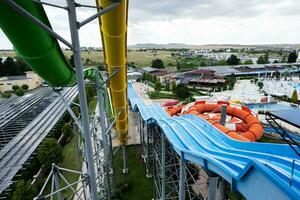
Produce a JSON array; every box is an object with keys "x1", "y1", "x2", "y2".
[{"x1": 1, "y1": 49, "x2": 177, "y2": 68}]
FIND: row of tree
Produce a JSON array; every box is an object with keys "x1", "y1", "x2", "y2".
[
  {"x1": 0, "y1": 57, "x2": 31, "y2": 77},
  {"x1": 226, "y1": 51, "x2": 298, "y2": 66}
]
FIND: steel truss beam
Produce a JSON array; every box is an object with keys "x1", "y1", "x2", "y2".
[{"x1": 138, "y1": 122, "x2": 207, "y2": 200}]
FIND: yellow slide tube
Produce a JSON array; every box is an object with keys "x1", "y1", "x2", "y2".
[{"x1": 96, "y1": 0, "x2": 128, "y2": 145}]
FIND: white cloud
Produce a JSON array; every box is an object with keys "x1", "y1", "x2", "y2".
[{"x1": 1, "y1": 0, "x2": 300, "y2": 49}]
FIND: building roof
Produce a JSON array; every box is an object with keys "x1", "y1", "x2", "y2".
[
  {"x1": 187, "y1": 69, "x2": 215, "y2": 75},
  {"x1": 141, "y1": 67, "x2": 159, "y2": 73},
  {"x1": 189, "y1": 78, "x2": 226, "y2": 84},
  {"x1": 151, "y1": 70, "x2": 172, "y2": 77},
  {"x1": 0, "y1": 75, "x2": 29, "y2": 81}
]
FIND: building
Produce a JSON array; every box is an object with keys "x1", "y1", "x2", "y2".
[
  {"x1": 178, "y1": 69, "x2": 226, "y2": 88},
  {"x1": 140, "y1": 67, "x2": 173, "y2": 83},
  {"x1": 0, "y1": 71, "x2": 43, "y2": 92}
]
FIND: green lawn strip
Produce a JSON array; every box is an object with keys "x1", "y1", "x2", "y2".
[
  {"x1": 114, "y1": 145, "x2": 153, "y2": 200},
  {"x1": 88, "y1": 96, "x2": 98, "y2": 115},
  {"x1": 42, "y1": 96, "x2": 97, "y2": 198},
  {"x1": 58, "y1": 134, "x2": 81, "y2": 198},
  {"x1": 147, "y1": 91, "x2": 174, "y2": 99},
  {"x1": 257, "y1": 135, "x2": 285, "y2": 144}
]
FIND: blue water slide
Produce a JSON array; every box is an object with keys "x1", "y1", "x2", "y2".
[{"x1": 128, "y1": 83, "x2": 300, "y2": 200}]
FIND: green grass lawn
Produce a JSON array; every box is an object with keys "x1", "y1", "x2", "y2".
[
  {"x1": 147, "y1": 91, "x2": 174, "y2": 99},
  {"x1": 258, "y1": 135, "x2": 285, "y2": 144},
  {"x1": 114, "y1": 145, "x2": 153, "y2": 200},
  {"x1": 88, "y1": 96, "x2": 98, "y2": 115},
  {"x1": 58, "y1": 134, "x2": 81, "y2": 198}
]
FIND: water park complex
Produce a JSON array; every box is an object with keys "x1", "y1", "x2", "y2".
[{"x1": 0, "y1": 1, "x2": 300, "y2": 200}]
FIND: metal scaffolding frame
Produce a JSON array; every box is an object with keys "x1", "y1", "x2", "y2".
[
  {"x1": 3, "y1": 0, "x2": 120, "y2": 199},
  {"x1": 138, "y1": 122, "x2": 208, "y2": 200}
]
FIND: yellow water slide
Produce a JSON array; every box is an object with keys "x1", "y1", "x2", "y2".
[{"x1": 96, "y1": 0, "x2": 128, "y2": 145}]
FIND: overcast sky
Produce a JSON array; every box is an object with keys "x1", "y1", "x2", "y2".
[{"x1": 1, "y1": 0, "x2": 300, "y2": 49}]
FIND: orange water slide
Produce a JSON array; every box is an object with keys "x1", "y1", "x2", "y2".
[{"x1": 166, "y1": 101, "x2": 264, "y2": 142}]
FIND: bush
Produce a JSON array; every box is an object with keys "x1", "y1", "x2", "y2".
[
  {"x1": 291, "y1": 90, "x2": 298, "y2": 103},
  {"x1": 21, "y1": 84, "x2": 29, "y2": 90},
  {"x1": 147, "y1": 91, "x2": 174, "y2": 99},
  {"x1": 12, "y1": 85, "x2": 20, "y2": 91},
  {"x1": 1, "y1": 91, "x2": 11, "y2": 98},
  {"x1": 257, "y1": 81, "x2": 264, "y2": 90},
  {"x1": 85, "y1": 85, "x2": 96, "y2": 102},
  {"x1": 165, "y1": 82, "x2": 170, "y2": 91},
  {"x1": 173, "y1": 84, "x2": 191, "y2": 100},
  {"x1": 37, "y1": 138, "x2": 63, "y2": 170},
  {"x1": 61, "y1": 123, "x2": 73, "y2": 138},
  {"x1": 154, "y1": 81, "x2": 162, "y2": 92},
  {"x1": 12, "y1": 180, "x2": 36, "y2": 200},
  {"x1": 15, "y1": 88, "x2": 25, "y2": 96}
]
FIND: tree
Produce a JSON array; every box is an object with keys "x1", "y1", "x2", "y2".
[
  {"x1": 1, "y1": 91, "x2": 11, "y2": 98},
  {"x1": 243, "y1": 59, "x2": 253, "y2": 65},
  {"x1": 21, "y1": 84, "x2": 29, "y2": 90},
  {"x1": 257, "y1": 53, "x2": 269, "y2": 64},
  {"x1": 291, "y1": 89, "x2": 298, "y2": 103},
  {"x1": 154, "y1": 81, "x2": 162, "y2": 92},
  {"x1": 37, "y1": 138, "x2": 63, "y2": 170},
  {"x1": 61, "y1": 123, "x2": 73, "y2": 138},
  {"x1": 69, "y1": 54, "x2": 75, "y2": 68},
  {"x1": 12, "y1": 85, "x2": 20, "y2": 91},
  {"x1": 257, "y1": 81, "x2": 264, "y2": 90},
  {"x1": 85, "y1": 85, "x2": 96, "y2": 102},
  {"x1": 173, "y1": 84, "x2": 191, "y2": 100},
  {"x1": 15, "y1": 88, "x2": 25, "y2": 96},
  {"x1": 142, "y1": 72, "x2": 147, "y2": 81},
  {"x1": 165, "y1": 82, "x2": 170, "y2": 91},
  {"x1": 226, "y1": 54, "x2": 240, "y2": 65},
  {"x1": 288, "y1": 51, "x2": 298, "y2": 63},
  {"x1": 0, "y1": 57, "x2": 3, "y2": 76},
  {"x1": 171, "y1": 80, "x2": 177, "y2": 94},
  {"x1": 3, "y1": 57, "x2": 16, "y2": 76},
  {"x1": 12, "y1": 180, "x2": 36, "y2": 200},
  {"x1": 151, "y1": 59, "x2": 164, "y2": 69},
  {"x1": 218, "y1": 59, "x2": 227, "y2": 66}
]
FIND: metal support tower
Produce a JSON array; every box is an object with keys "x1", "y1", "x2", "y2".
[
  {"x1": 138, "y1": 121, "x2": 208, "y2": 200},
  {"x1": 3, "y1": 0, "x2": 120, "y2": 199}
]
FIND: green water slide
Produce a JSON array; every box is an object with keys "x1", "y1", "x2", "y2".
[
  {"x1": 0, "y1": 0, "x2": 76, "y2": 86},
  {"x1": 0, "y1": 1, "x2": 113, "y2": 116}
]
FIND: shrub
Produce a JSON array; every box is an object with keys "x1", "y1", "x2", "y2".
[
  {"x1": 154, "y1": 81, "x2": 162, "y2": 92},
  {"x1": 173, "y1": 84, "x2": 191, "y2": 100},
  {"x1": 61, "y1": 123, "x2": 73, "y2": 138},
  {"x1": 1, "y1": 91, "x2": 11, "y2": 98},
  {"x1": 12, "y1": 85, "x2": 20, "y2": 91},
  {"x1": 15, "y1": 88, "x2": 25, "y2": 96},
  {"x1": 257, "y1": 81, "x2": 264, "y2": 90},
  {"x1": 37, "y1": 138, "x2": 63, "y2": 170},
  {"x1": 12, "y1": 180, "x2": 36, "y2": 200},
  {"x1": 21, "y1": 84, "x2": 29, "y2": 90},
  {"x1": 291, "y1": 90, "x2": 298, "y2": 103},
  {"x1": 165, "y1": 82, "x2": 170, "y2": 91}
]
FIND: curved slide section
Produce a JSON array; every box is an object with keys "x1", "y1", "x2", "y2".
[
  {"x1": 96, "y1": 0, "x2": 128, "y2": 144},
  {"x1": 0, "y1": 1, "x2": 76, "y2": 87},
  {"x1": 128, "y1": 83, "x2": 300, "y2": 200}
]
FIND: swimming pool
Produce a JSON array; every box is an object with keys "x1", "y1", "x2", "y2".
[{"x1": 245, "y1": 102, "x2": 295, "y2": 111}]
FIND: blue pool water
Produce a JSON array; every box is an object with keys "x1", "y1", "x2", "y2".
[{"x1": 245, "y1": 102, "x2": 294, "y2": 111}]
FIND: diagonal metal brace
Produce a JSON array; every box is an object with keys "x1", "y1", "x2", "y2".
[
  {"x1": 4, "y1": 0, "x2": 74, "y2": 49},
  {"x1": 55, "y1": 90, "x2": 84, "y2": 133},
  {"x1": 78, "y1": 2, "x2": 121, "y2": 28}
]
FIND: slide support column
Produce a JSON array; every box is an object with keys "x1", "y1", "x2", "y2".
[
  {"x1": 179, "y1": 152, "x2": 186, "y2": 200},
  {"x1": 208, "y1": 174, "x2": 226, "y2": 200},
  {"x1": 66, "y1": 0, "x2": 98, "y2": 199}
]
